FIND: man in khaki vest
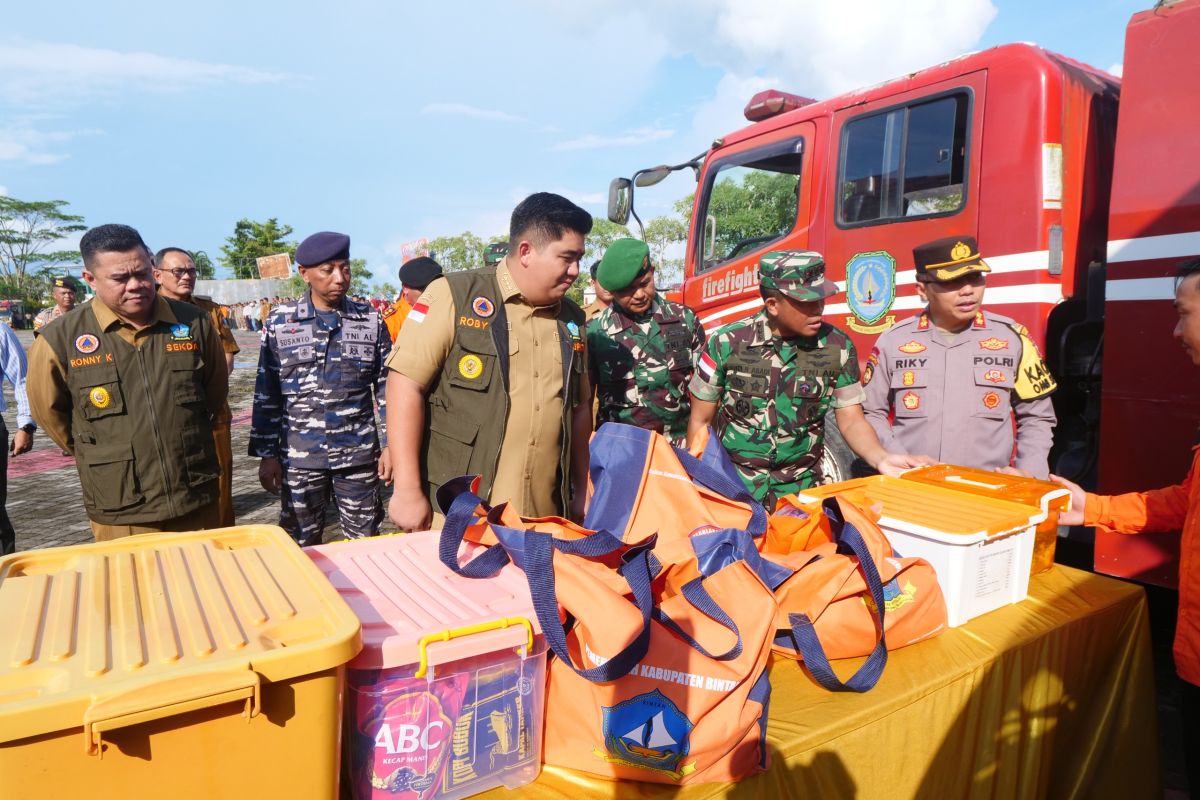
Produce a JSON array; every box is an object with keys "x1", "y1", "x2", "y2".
[
  {"x1": 386, "y1": 193, "x2": 593, "y2": 530},
  {"x1": 27, "y1": 224, "x2": 227, "y2": 540},
  {"x1": 154, "y1": 246, "x2": 240, "y2": 526}
]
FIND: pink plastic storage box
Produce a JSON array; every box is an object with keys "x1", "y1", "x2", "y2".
[{"x1": 307, "y1": 532, "x2": 545, "y2": 800}]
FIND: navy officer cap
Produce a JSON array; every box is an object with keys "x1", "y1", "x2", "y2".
[
  {"x1": 295, "y1": 231, "x2": 351, "y2": 267},
  {"x1": 398, "y1": 256, "x2": 443, "y2": 290}
]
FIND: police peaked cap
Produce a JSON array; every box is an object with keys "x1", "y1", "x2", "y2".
[
  {"x1": 913, "y1": 236, "x2": 991, "y2": 282},
  {"x1": 295, "y1": 231, "x2": 351, "y2": 267},
  {"x1": 398, "y1": 256, "x2": 444, "y2": 290}
]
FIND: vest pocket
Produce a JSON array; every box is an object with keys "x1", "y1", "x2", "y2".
[
  {"x1": 179, "y1": 424, "x2": 219, "y2": 487},
  {"x1": 426, "y1": 415, "x2": 479, "y2": 485},
  {"x1": 172, "y1": 362, "x2": 206, "y2": 405},
  {"x1": 78, "y1": 441, "x2": 144, "y2": 511},
  {"x1": 77, "y1": 380, "x2": 126, "y2": 421},
  {"x1": 447, "y1": 351, "x2": 495, "y2": 391}
]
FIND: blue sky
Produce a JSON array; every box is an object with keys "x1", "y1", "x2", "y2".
[{"x1": 1, "y1": 0, "x2": 1145, "y2": 285}]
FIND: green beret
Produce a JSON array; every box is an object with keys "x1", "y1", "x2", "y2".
[{"x1": 597, "y1": 238, "x2": 652, "y2": 292}]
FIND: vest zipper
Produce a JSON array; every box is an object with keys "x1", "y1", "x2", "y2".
[{"x1": 137, "y1": 345, "x2": 178, "y2": 519}]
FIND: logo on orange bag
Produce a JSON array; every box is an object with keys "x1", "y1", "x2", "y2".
[
  {"x1": 978, "y1": 337, "x2": 1008, "y2": 351},
  {"x1": 600, "y1": 690, "x2": 695, "y2": 780},
  {"x1": 898, "y1": 340, "x2": 926, "y2": 354},
  {"x1": 901, "y1": 391, "x2": 920, "y2": 411},
  {"x1": 982, "y1": 369, "x2": 1005, "y2": 383},
  {"x1": 982, "y1": 391, "x2": 1001, "y2": 409},
  {"x1": 864, "y1": 578, "x2": 918, "y2": 613}
]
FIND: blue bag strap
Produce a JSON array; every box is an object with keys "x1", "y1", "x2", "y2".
[
  {"x1": 785, "y1": 497, "x2": 889, "y2": 692},
  {"x1": 672, "y1": 444, "x2": 767, "y2": 538},
  {"x1": 688, "y1": 527, "x2": 796, "y2": 589},
  {"x1": 651, "y1": 576, "x2": 743, "y2": 661},
  {"x1": 522, "y1": 527, "x2": 656, "y2": 683},
  {"x1": 436, "y1": 476, "x2": 513, "y2": 578}
]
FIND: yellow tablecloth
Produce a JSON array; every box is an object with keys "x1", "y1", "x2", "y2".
[{"x1": 481, "y1": 565, "x2": 1159, "y2": 800}]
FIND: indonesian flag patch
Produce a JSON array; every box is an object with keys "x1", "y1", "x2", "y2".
[
  {"x1": 407, "y1": 302, "x2": 429, "y2": 324},
  {"x1": 698, "y1": 352, "x2": 717, "y2": 380}
]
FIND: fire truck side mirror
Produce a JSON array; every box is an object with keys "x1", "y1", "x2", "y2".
[{"x1": 608, "y1": 177, "x2": 632, "y2": 225}]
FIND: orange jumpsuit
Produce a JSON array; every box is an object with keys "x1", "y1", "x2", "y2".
[
  {"x1": 383, "y1": 298, "x2": 411, "y2": 343},
  {"x1": 1085, "y1": 444, "x2": 1200, "y2": 686}
]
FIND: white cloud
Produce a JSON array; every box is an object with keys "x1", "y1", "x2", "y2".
[
  {"x1": 420, "y1": 103, "x2": 524, "y2": 123},
  {"x1": 554, "y1": 127, "x2": 675, "y2": 151},
  {"x1": 0, "y1": 39, "x2": 291, "y2": 104},
  {"x1": 1107, "y1": 62, "x2": 1123, "y2": 77},
  {"x1": 0, "y1": 185, "x2": 6, "y2": 196},
  {"x1": 0, "y1": 125, "x2": 96, "y2": 165}
]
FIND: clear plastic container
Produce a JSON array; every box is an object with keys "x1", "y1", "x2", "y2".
[{"x1": 307, "y1": 532, "x2": 546, "y2": 800}]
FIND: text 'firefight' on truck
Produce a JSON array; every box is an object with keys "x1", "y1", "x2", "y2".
[{"x1": 607, "y1": 0, "x2": 1200, "y2": 587}]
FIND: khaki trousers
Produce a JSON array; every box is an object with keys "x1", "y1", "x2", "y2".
[{"x1": 90, "y1": 498, "x2": 221, "y2": 541}]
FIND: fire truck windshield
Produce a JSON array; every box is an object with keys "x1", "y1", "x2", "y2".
[{"x1": 695, "y1": 138, "x2": 803, "y2": 273}]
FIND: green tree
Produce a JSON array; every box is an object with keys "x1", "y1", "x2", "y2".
[
  {"x1": 426, "y1": 231, "x2": 485, "y2": 272},
  {"x1": 373, "y1": 281, "x2": 399, "y2": 300},
  {"x1": 192, "y1": 250, "x2": 216, "y2": 280},
  {"x1": 644, "y1": 215, "x2": 688, "y2": 289},
  {"x1": 674, "y1": 170, "x2": 798, "y2": 266},
  {"x1": 219, "y1": 218, "x2": 296, "y2": 279},
  {"x1": 0, "y1": 196, "x2": 87, "y2": 293}
]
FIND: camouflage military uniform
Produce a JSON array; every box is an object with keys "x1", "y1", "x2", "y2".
[
  {"x1": 250, "y1": 290, "x2": 390, "y2": 545},
  {"x1": 689, "y1": 311, "x2": 864, "y2": 506},
  {"x1": 588, "y1": 296, "x2": 705, "y2": 443}
]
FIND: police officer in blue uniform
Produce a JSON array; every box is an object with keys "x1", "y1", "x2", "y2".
[{"x1": 250, "y1": 232, "x2": 392, "y2": 545}]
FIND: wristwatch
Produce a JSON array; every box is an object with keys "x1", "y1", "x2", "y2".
[{"x1": 19, "y1": 423, "x2": 35, "y2": 434}]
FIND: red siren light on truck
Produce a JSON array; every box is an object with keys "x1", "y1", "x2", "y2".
[{"x1": 743, "y1": 89, "x2": 816, "y2": 121}]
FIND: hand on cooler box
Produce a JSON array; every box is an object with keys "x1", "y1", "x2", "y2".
[
  {"x1": 875, "y1": 452, "x2": 936, "y2": 476},
  {"x1": 1049, "y1": 474, "x2": 1087, "y2": 526}
]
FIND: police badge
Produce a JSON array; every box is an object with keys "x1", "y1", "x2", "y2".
[{"x1": 845, "y1": 250, "x2": 897, "y2": 334}]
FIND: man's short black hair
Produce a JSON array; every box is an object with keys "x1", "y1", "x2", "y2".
[
  {"x1": 80, "y1": 224, "x2": 150, "y2": 271},
  {"x1": 589, "y1": 260, "x2": 602, "y2": 280},
  {"x1": 152, "y1": 247, "x2": 193, "y2": 268},
  {"x1": 1176, "y1": 257, "x2": 1200, "y2": 292},
  {"x1": 509, "y1": 192, "x2": 592, "y2": 247}
]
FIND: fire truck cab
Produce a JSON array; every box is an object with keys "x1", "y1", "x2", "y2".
[{"x1": 608, "y1": 0, "x2": 1200, "y2": 585}]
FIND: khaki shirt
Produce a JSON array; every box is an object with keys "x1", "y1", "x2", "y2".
[
  {"x1": 862, "y1": 310, "x2": 1057, "y2": 477},
  {"x1": 387, "y1": 260, "x2": 588, "y2": 517},
  {"x1": 27, "y1": 295, "x2": 227, "y2": 454},
  {"x1": 192, "y1": 295, "x2": 240, "y2": 355},
  {"x1": 582, "y1": 299, "x2": 609, "y2": 322}
]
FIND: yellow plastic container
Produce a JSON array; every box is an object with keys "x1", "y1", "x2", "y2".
[{"x1": 0, "y1": 526, "x2": 362, "y2": 799}]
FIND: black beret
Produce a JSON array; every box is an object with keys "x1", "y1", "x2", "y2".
[
  {"x1": 295, "y1": 231, "x2": 351, "y2": 267},
  {"x1": 398, "y1": 256, "x2": 444, "y2": 290}
]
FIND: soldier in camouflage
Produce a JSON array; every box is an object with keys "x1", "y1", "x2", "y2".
[
  {"x1": 688, "y1": 250, "x2": 930, "y2": 507},
  {"x1": 250, "y1": 232, "x2": 392, "y2": 545},
  {"x1": 588, "y1": 239, "x2": 705, "y2": 444}
]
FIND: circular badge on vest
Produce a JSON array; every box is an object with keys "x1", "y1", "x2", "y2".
[
  {"x1": 734, "y1": 398, "x2": 753, "y2": 417},
  {"x1": 471, "y1": 296, "x2": 495, "y2": 318},
  {"x1": 89, "y1": 386, "x2": 111, "y2": 409},
  {"x1": 983, "y1": 391, "x2": 1001, "y2": 410},
  {"x1": 458, "y1": 354, "x2": 484, "y2": 380},
  {"x1": 75, "y1": 334, "x2": 100, "y2": 354}
]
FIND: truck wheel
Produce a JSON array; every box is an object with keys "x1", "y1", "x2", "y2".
[{"x1": 821, "y1": 410, "x2": 856, "y2": 484}]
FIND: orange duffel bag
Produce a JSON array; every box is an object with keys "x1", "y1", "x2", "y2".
[
  {"x1": 762, "y1": 495, "x2": 948, "y2": 689},
  {"x1": 436, "y1": 474, "x2": 778, "y2": 785}
]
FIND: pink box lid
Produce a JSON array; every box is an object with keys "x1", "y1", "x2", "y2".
[{"x1": 306, "y1": 532, "x2": 539, "y2": 670}]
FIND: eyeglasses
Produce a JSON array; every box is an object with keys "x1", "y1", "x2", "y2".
[{"x1": 161, "y1": 268, "x2": 197, "y2": 279}]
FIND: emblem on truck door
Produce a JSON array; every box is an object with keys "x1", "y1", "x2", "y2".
[{"x1": 845, "y1": 250, "x2": 897, "y2": 334}]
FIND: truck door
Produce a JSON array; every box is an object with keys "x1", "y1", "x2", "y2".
[
  {"x1": 826, "y1": 72, "x2": 985, "y2": 348},
  {"x1": 682, "y1": 121, "x2": 816, "y2": 332}
]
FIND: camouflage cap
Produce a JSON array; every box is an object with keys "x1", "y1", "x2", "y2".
[
  {"x1": 758, "y1": 250, "x2": 838, "y2": 302},
  {"x1": 597, "y1": 238, "x2": 652, "y2": 292}
]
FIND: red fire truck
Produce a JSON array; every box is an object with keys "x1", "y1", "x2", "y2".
[{"x1": 607, "y1": 0, "x2": 1200, "y2": 585}]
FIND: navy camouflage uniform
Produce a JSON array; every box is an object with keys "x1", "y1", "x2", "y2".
[{"x1": 250, "y1": 290, "x2": 390, "y2": 544}]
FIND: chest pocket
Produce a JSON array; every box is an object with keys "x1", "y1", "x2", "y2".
[
  {"x1": 793, "y1": 376, "x2": 830, "y2": 422},
  {"x1": 340, "y1": 320, "x2": 377, "y2": 363},
  {"x1": 973, "y1": 366, "x2": 1014, "y2": 419},
  {"x1": 168, "y1": 351, "x2": 206, "y2": 405},
  {"x1": 726, "y1": 359, "x2": 772, "y2": 398},
  {"x1": 279, "y1": 342, "x2": 318, "y2": 394},
  {"x1": 448, "y1": 348, "x2": 496, "y2": 392},
  {"x1": 74, "y1": 366, "x2": 126, "y2": 421}
]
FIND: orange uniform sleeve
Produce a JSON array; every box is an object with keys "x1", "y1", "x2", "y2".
[{"x1": 1084, "y1": 479, "x2": 1191, "y2": 535}]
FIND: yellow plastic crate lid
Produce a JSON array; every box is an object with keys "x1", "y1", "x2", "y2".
[
  {"x1": 899, "y1": 464, "x2": 1072, "y2": 515},
  {"x1": 792, "y1": 475, "x2": 1046, "y2": 544},
  {"x1": 0, "y1": 526, "x2": 361, "y2": 746}
]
